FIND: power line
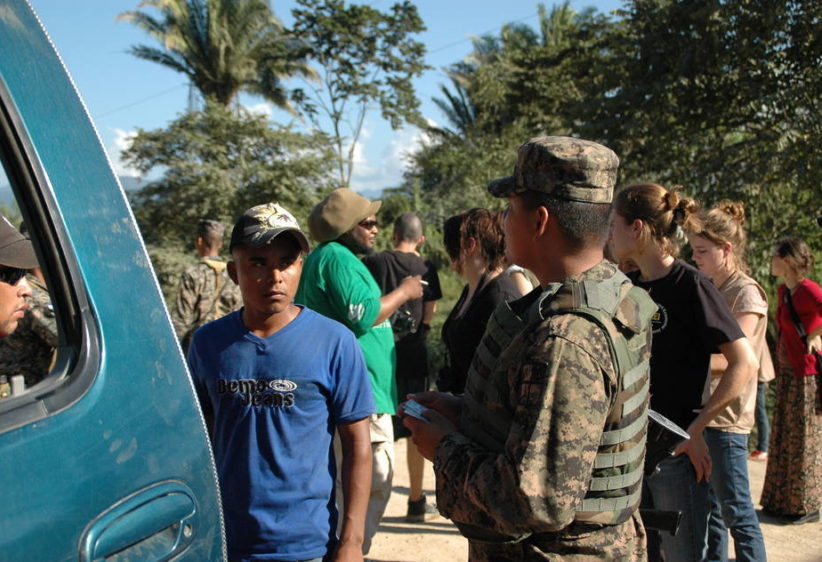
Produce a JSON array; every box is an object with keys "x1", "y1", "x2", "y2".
[
  {"x1": 97, "y1": 84, "x2": 188, "y2": 118},
  {"x1": 427, "y1": 12, "x2": 540, "y2": 56}
]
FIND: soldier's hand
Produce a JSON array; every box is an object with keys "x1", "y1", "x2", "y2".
[
  {"x1": 403, "y1": 408, "x2": 456, "y2": 461},
  {"x1": 399, "y1": 275, "x2": 424, "y2": 301},
  {"x1": 674, "y1": 430, "x2": 712, "y2": 483},
  {"x1": 407, "y1": 391, "x2": 463, "y2": 426}
]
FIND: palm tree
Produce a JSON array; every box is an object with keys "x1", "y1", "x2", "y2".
[{"x1": 118, "y1": 0, "x2": 314, "y2": 109}]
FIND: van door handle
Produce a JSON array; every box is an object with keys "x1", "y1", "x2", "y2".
[{"x1": 80, "y1": 481, "x2": 199, "y2": 561}]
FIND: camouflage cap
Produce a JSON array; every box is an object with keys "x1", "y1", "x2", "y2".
[
  {"x1": 229, "y1": 203, "x2": 310, "y2": 253},
  {"x1": 0, "y1": 216, "x2": 37, "y2": 269},
  {"x1": 307, "y1": 188, "x2": 382, "y2": 243},
  {"x1": 488, "y1": 136, "x2": 619, "y2": 203}
]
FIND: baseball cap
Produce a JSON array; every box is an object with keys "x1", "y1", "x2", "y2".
[
  {"x1": 307, "y1": 188, "x2": 381, "y2": 243},
  {"x1": 0, "y1": 216, "x2": 37, "y2": 269},
  {"x1": 229, "y1": 203, "x2": 310, "y2": 253},
  {"x1": 488, "y1": 136, "x2": 619, "y2": 203}
]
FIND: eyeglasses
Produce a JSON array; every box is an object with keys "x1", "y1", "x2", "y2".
[
  {"x1": 0, "y1": 267, "x2": 27, "y2": 286},
  {"x1": 358, "y1": 220, "x2": 379, "y2": 230}
]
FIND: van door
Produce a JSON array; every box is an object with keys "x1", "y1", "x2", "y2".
[{"x1": 0, "y1": 2, "x2": 224, "y2": 560}]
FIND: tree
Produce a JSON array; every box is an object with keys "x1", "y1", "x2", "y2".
[
  {"x1": 290, "y1": 0, "x2": 428, "y2": 187},
  {"x1": 119, "y1": 0, "x2": 313, "y2": 108},
  {"x1": 123, "y1": 102, "x2": 336, "y2": 248}
]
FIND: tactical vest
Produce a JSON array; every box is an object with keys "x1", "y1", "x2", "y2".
[{"x1": 458, "y1": 267, "x2": 655, "y2": 540}]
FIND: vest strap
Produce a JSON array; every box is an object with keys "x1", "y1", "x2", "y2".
[
  {"x1": 600, "y1": 404, "x2": 649, "y2": 446},
  {"x1": 623, "y1": 358, "x2": 650, "y2": 389},
  {"x1": 587, "y1": 465, "x2": 644, "y2": 491},
  {"x1": 622, "y1": 378, "x2": 649, "y2": 418},
  {"x1": 579, "y1": 485, "x2": 642, "y2": 513},
  {"x1": 593, "y1": 434, "x2": 647, "y2": 469}
]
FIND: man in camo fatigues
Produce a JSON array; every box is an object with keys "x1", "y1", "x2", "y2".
[
  {"x1": 172, "y1": 219, "x2": 241, "y2": 352},
  {"x1": 0, "y1": 272, "x2": 57, "y2": 386},
  {"x1": 403, "y1": 137, "x2": 655, "y2": 561}
]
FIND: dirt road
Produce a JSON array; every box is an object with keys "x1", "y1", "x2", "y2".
[{"x1": 368, "y1": 439, "x2": 821, "y2": 561}]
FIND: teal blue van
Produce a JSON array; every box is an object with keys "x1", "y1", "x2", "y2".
[{"x1": 0, "y1": 1, "x2": 224, "y2": 559}]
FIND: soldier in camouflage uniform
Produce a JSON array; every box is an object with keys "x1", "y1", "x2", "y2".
[
  {"x1": 403, "y1": 137, "x2": 656, "y2": 561},
  {"x1": 0, "y1": 272, "x2": 57, "y2": 386},
  {"x1": 172, "y1": 219, "x2": 241, "y2": 352}
]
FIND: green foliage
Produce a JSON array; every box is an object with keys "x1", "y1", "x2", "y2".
[
  {"x1": 145, "y1": 242, "x2": 194, "y2": 303},
  {"x1": 119, "y1": 0, "x2": 314, "y2": 108},
  {"x1": 290, "y1": 0, "x2": 428, "y2": 187},
  {"x1": 124, "y1": 103, "x2": 337, "y2": 248},
  {"x1": 406, "y1": 0, "x2": 822, "y2": 294}
]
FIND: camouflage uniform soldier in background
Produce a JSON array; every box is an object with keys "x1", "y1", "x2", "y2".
[
  {"x1": 0, "y1": 273, "x2": 57, "y2": 386},
  {"x1": 403, "y1": 137, "x2": 656, "y2": 561},
  {"x1": 172, "y1": 219, "x2": 241, "y2": 352}
]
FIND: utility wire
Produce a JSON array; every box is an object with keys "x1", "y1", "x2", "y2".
[
  {"x1": 96, "y1": 84, "x2": 187, "y2": 118},
  {"x1": 427, "y1": 11, "x2": 539, "y2": 55}
]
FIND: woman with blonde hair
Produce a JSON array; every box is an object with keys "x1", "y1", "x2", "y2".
[
  {"x1": 609, "y1": 184, "x2": 758, "y2": 562},
  {"x1": 688, "y1": 201, "x2": 769, "y2": 561},
  {"x1": 760, "y1": 236, "x2": 822, "y2": 525}
]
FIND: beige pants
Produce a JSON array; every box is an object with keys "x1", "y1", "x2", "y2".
[{"x1": 335, "y1": 413, "x2": 395, "y2": 554}]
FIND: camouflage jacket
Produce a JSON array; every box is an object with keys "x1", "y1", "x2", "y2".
[
  {"x1": 0, "y1": 275, "x2": 57, "y2": 386},
  {"x1": 433, "y1": 261, "x2": 647, "y2": 561},
  {"x1": 171, "y1": 257, "x2": 241, "y2": 351}
]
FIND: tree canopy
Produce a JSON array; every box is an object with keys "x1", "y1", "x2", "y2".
[
  {"x1": 290, "y1": 0, "x2": 428, "y2": 187},
  {"x1": 118, "y1": 0, "x2": 314, "y2": 108}
]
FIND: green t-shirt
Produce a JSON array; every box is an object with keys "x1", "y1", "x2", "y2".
[{"x1": 296, "y1": 241, "x2": 397, "y2": 414}]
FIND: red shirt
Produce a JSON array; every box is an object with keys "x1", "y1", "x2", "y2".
[{"x1": 776, "y1": 279, "x2": 822, "y2": 376}]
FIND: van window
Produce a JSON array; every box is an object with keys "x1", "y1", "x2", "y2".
[{"x1": 0, "y1": 87, "x2": 97, "y2": 432}]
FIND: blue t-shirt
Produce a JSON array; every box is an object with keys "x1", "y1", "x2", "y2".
[{"x1": 187, "y1": 307, "x2": 375, "y2": 561}]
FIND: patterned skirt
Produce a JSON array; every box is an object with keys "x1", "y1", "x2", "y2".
[{"x1": 759, "y1": 353, "x2": 822, "y2": 516}]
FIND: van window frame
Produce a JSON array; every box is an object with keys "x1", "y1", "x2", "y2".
[{"x1": 0, "y1": 75, "x2": 101, "y2": 433}]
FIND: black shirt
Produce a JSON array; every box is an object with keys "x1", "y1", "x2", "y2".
[
  {"x1": 629, "y1": 259, "x2": 744, "y2": 430},
  {"x1": 362, "y1": 250, "x2": 442, "y2": 326},
  {"x1": 440, "y1": 273, "x2": 519, "y2": 394}
]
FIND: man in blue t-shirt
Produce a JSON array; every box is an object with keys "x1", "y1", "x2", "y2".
[{"x1": 187, "y1": 203, "x2": 374, "y2": 562}]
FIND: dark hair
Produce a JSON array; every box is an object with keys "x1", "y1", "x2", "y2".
[
  {"x1": 519, "y1": 191, "x2": 612, "y2": 249},
  {"x1": 442, "y1": 208, "x2": 506, "y2": 269},
  {"x1": 774, "y1": 237, "x2": 814, "y2": 277},
  {"x1": 694, "y1": 200, "x2": 749, "y2": 273},
  {"x1": 197, "y1": 219, "x2": 225, "y2": 248},
  {"x1": 614, "y1": 183, "x2": 700, "y2": 258}
]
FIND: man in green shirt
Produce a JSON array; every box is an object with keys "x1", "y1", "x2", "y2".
[{"x1": 296, "y1": 188, "x2": 423, "y2": 554}]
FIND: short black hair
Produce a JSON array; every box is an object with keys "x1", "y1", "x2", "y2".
[{"x1": 519, "y1": 190, "x2": 611, "y2": 250}]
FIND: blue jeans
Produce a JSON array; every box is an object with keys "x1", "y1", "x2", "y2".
[
  {"x1": 754, "y1": 382, "x2": 770, "y2": 452},
  {"x1": 643, "y1": 453, "x2": 711, "y2": 562},
  {"x1": 705, "y1": 429, "x2": 767, "y2": 562}
]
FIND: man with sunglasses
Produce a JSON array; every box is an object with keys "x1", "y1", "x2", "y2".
[
  {"x1": 297, "y1": 188, "x2": 424, "y2": 555},
  {"x1": 0, "y1": 217, "x2": 37, "y2": 340}
]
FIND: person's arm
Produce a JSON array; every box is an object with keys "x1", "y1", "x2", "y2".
[
  {"x1": 710, "y1": 312, "x2": 760, "y2": 373},
  {"x1": 676, "y1": 336, "x2": 758, "y2": 481},
  {"x1": 334, "y1": 418, "x2": 371, "y2": 562},
  {"x1": 509, "y1": 270, "x2": 533, "y2": 296},
  {"x1": 404, "y1": 322, "x2": 610, "y2": 535},
  {"x1": 422, "y1": 300, "x2": 436, "y2": 325},
  {"x1": 172, "y1": 269, "x2": 200, "y2": 340},
  {"x1": 372, "y1": 275, "x2": 423, "y2": 326}
]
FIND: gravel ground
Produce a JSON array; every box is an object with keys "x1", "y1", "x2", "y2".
[{"x1": 368, "y1": 439, "x2": 821, "y2": 562}]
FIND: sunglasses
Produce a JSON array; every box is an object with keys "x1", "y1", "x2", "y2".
[
  {"x1": 358, "y1": 220, "x2": 379, "y2": 230},
  {"x1": 0, "y1": 267, "x2": 27, "y2": 286}
]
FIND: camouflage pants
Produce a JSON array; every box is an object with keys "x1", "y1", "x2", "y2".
[{"x1": 466, "y1": 514, "x2": 647, "y2": 561}]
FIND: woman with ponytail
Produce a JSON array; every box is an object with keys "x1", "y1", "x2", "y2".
[
  {"x1": 688, "y1": 201, "x2": 769, "y2": 560},
  {"x1": 609, "y1": 184, "x2": 758, "y2": 562}
]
